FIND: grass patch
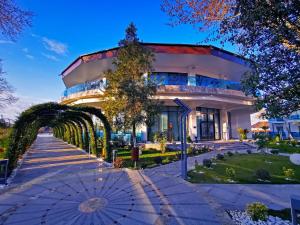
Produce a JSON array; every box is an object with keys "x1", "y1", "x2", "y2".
[
  {"x1": 188, "y1": 154, "x2": 300, "y2": 184},
  {"x1": 267, "y1": 142, "x2": 300, "y2": 154}
]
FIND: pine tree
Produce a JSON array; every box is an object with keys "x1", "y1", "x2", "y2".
[{"x1": 102, "y1": 23, "x2": 161, "y2": 146}]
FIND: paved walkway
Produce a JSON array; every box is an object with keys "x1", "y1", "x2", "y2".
[{"x1": 0, "y1": 135, "x2": 227, "y2": 225}]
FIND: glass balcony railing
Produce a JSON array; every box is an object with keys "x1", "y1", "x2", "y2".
[
  {"x1": 63, "y1": 73, "x2": 242, "y2": 98},
  {"x1": 63, "y1": 79, "x2": 106, "y2": 97}
]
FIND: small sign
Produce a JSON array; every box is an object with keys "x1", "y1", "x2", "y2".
[{"x1": 0, "y1": 159, "x2": 8, "y2": 185}]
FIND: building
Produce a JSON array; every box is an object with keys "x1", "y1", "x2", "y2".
[
  {"x1": 269, "y1": 111, "x2": 300, "y2": 139},
  {"x1": 60, "y1": 43, "x2": 255, "y2": 142},
  {"x1": 251, "y1": 121, "x2": 270, "y2": 133}
]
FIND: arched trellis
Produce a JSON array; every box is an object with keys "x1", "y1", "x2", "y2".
[{"x1": 5, "y1": 102, "x2": 112, "y2": 172}]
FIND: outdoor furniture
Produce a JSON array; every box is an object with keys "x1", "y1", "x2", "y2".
[
  {"x1": 0, "y1": 159, "x2": 9, "y2": 185},
  {"x1": 291, "y1": 195, "x2": 300, "y2": 225}
]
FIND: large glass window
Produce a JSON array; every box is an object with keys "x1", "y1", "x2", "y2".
[
  {"x1": 150, "y1": 72, "x2": 188, "y2": 85},
  {"x1": 196, "y1": 75, "x2": 241, "y2": 91},
  {"x1": 148, "y1": 106, "x2": 181, "y2": 141}
]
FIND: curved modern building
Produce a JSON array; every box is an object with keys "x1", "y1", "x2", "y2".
[{"x1": 60, "y1": 43, "x2": 254, "y2": 142}]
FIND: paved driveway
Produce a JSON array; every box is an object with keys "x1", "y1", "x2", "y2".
[{"x1": 0, "y1": 135, "x2": 227, "y2": 225}]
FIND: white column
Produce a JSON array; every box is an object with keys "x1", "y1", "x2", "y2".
[
  {"x1": 188, "y1": 110, "x2": 197, "y2": 140},
  {"x1": 220, "y1": 109, "x2": 229, "y2": 140}
]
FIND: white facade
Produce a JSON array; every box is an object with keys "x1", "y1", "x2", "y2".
[{"x1": 60, "y1": 43, "x2": 255, "y2": 142}]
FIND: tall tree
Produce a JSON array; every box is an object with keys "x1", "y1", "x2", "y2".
[
  {"x1": 0, "y1": 0, "x2": 33, "y2": 40},
  {"x1": 0, "y1": 0, "x2": 32, "y2": 108},
  {"x1": 102, "y1": 23, "x2": 161, "y2": 146},
  {"x1": 0, "y1": 60, "x2": 17, "y2": 108},
  {"x1": 162, "y1": 0, "x2": 300, "y2": 117}
]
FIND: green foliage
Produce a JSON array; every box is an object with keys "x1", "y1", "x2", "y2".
[
  {"x1": 227, "y1": 151, "x2": 234, "y2": 157},
  {"x1": 256, "y1": 134, "x2": 269, "y2": 150},
  {"x1": 5, "y1": 102, "x2": 112, "y2": 173},
  {"x1": 154, "y1": 156, "x2": 163, "y2": 165},
  {"x1": 270, "y1": 149, "x2": 279, "y2": 155},
  {"x1": 246, "y1": 202, "x2": 268, "y2": 221},
  {"x1": 237, "y1": 128, "x2": 249, "y2": 140},
  {"x1": 282, "y1": 167, "x2": 295, "y2": 180},
  {"x1": 225, "y1": 167, "x2": 235, "y2": 180},
  {"x1": 163, "y1": 0, "x2": 300, "y2": 117},
  {"x1": 216, "y1": 153, "x2": 224, "y2": 160},
  {"x1": 255, "y1": 169, "x2": 271, "y2": 181},
  {"x1": 101, "y1": 23, "x2": 161, "y2": 145},
  {"x1": 203, "y1": 159, "x2": 212, "y2": 168}
]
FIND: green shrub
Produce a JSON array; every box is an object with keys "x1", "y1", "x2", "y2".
[
  {"x1": 291, "y1": 139, "x2": 298, "y2": 147},
  {"x1": 246, "y1": 202, "x2": 268, "y2": 221},
  {"x1": 187, "y1": 146, "x2": 193, "y2": 155},
  {"x1": 226, "y1": 167, "x2": 236, "y2": 180},
  {"x1": 237, "y1": 127, "x2": 249, "y2": 140},
  {"x1": 203, "y1": 159, "x2": 212, "y2": 168},
  {"x1": 255, "y1": 169, "x2": 271, "y2": 181},
  {"x1": 154, "y1": 156, "x2": 163, "y2": 165},
  {"x1": 270, "y1": 149, "x2": 279, "y2": 154},
  {"x1": 274, "y1": 135, "x2": 281, "y2": 143},
  {"x1": 162, "y1": 157, "x2": 170, "y2": 164},
  {"x1": 227, "y1": 151, "x2": 234, "y2": 157},
  {"x1": 282, "y1": 167, "x2": 295, "y2": 180},
  {"x1": 216, "y1": 153, "x2": 224, "y2": 160}
]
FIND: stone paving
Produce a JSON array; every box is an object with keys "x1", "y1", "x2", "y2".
[
  {"x1": 0, "y1": 135, "x2": 226, "y2": 225},
  {"x1": 1, "y1": 135, "x2": 299, "y2": 225}
]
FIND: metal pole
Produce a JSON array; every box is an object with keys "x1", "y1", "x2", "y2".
[
  {"x1": 183, "y1": 115, "x2": 187, "y2": 180},
  {"x1": 180, "y1": 115, "x2": 184, "y2": 179}
]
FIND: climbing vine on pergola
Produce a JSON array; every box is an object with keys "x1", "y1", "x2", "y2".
[{"x1": 6, "y1": 102, "x2": 112, "y2": 172}]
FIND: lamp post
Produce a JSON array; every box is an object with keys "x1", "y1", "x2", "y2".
[{"x1": 173, "y1": 98, "x2": 192, "y2": 180}]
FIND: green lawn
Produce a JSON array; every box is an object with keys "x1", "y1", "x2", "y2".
[
  {"x1": 188, "y1": 154, "x2": 300, "y2": 184},
  {"x1": 267, "y1": 142, "x2": 300, "y2": 154}
]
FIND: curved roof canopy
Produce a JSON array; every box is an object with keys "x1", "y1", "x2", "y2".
[{"x1": 61, "y1": 43, "x2": 251, "y2": 88}]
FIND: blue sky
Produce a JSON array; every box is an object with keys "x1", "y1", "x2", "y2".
[{"x1": 0, "y1": 0, "x2": 236, "y2": 118}]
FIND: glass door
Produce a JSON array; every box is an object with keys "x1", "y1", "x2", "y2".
[{"x1": 196, "y1": 107, "x2": 220, "y2": 141}]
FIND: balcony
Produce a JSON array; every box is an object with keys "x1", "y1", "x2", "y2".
[{"x1": 63, "y1": 79, "x2": 106, "y2": 98}]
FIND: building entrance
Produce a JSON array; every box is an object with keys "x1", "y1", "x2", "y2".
[{"x1": 196, "y1": 107, "x2": 220, "y2": 141}]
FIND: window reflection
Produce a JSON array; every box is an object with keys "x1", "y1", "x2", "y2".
[
  {"x1": 196, "y1": 75, "x2": 241, "y2": 91},
  {"x1": 150, "y1": 72, "x2": 188, "y2": 85}
]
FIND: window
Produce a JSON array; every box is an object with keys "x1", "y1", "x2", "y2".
[
  {"x1": 150, "y1": 72, "x2": 188, "y2": 85},
  {"x1": 196, "y1": 75, "x2": 241, "y2": 91}
]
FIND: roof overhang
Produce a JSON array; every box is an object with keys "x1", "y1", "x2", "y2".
[{"x1": 61, "y1": 43, "x2": 251, "y2": 88}]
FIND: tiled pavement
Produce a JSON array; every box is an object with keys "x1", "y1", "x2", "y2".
[
  {"x1": 0, "y1": 135, "x2": 228, "y2": 225},
  {"x1": 1, "y1": 135, "x2": 299, "y2": 225}
]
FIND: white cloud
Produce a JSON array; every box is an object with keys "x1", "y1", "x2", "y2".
[
  {"x1": 25, "y1": 54, "x2": 34, "y2": 59},
  {"x1": 42, "y1": 53, "x2": 59, "y2": 61},
  {"x1": 22, "y1": 48, "x2": 29, "y2": 53},
  {"x1": 0, "y1": 40, "x2": 14, "y2": 44},
  {"x1": 0, "y1": 96, "x2": 55, "y2": 121},
  {"x1": 42, "y1": 37, "x2": 68, "y2": 55}
]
